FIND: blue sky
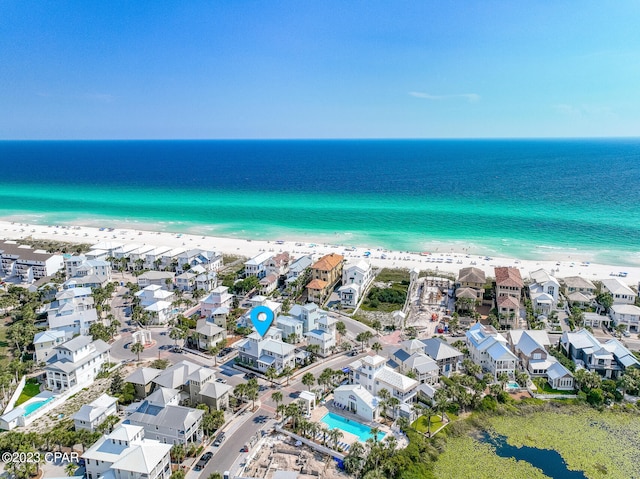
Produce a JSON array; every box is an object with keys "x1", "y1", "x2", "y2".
[{"x1": 2, "y1": 1, "x2": 639, "y2": 139}]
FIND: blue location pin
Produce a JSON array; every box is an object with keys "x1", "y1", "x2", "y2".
[{"x1": 251, "y1": 305, "x2": 275, "y2": 337}]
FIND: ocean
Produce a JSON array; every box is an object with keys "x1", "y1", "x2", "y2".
[{"x1": 1, "y1": 139, "x2": 639, "y2": 265}]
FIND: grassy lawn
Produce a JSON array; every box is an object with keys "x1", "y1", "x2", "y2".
[
  {"x1": 412, "y1": 415, "x2": 443, "y2": 434},
  {"x1": 360, "y1": 268, "x2": 409, "y2": 312},
  {"x1": 375, "y1": 268, "x2": 410, "y2": 283},
  {"x1": 533, "y1": 378, "x2": 573, "y2": 395},
  {"x1": 15, "y1": 378, "x2": 41, "y2": 406}
]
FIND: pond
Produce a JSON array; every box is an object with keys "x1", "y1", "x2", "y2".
[{"x1": 478, "y1": 431, "x2": 588, "y2": 479}]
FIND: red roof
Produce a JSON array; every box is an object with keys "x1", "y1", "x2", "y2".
[{"x1": 494, "y1": 267, "x2": 523, "y2": 288}]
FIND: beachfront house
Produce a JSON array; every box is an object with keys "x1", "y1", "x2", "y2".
[
  {"x1": 494, "y1": 267, "x2": 524, "y2": 329},
  {"x1": 64, "y1": 255, "x2": 112, "y2": 289},
  {"x1": 528, "y1": 269, "x2": 560, "y2": 316},
  {"x1": 0, "y1": 241, "x2": 64, "y2": 283},
  {"x1": 466, "y1": 323, "x2": 517, "y2": 380},
  {"x1": 142, "y1": 246, "x2": 173, "y2": 270},
  {"x1": 45, "y1": 336, "x2": 111, "y2": 392},
  {"x1": 562, "y1": 276, "x2": 597, "y2": 307},
  {"x1": 456, "y1": 266, "x2": 486, "y2": 302},
  {"x1": 600, "y1": 278, "x2": 637, "y2": 305},
  {"x1": 610, "y1": 304, "x2": 640, "y2": 334},
  {"x1": 338, "y1": 260, "x2": 373, "y2": 308},
  {"x1": 175, "y1": 248, "x2": 222, "y2": 274},
  {"x1": 82, "y1": 424, "x2": 172, "y2": 479},
  {"x1": 244, "y1": 252, "x2": 273, "y2": 279},
  {"x1": 286, "y1": 255, "x2": 313, "y2": 285},
  {"x1": 421, "y1": 338, "x2": 463, "y2": 376},
  {"x1": 266, "y1": 252, "x2": 291, "y2": 277},
  {"x1": 307, "y1": 253, "x2": 344, "y2": 304},
  {"x1": 560, "y1": 329, "x2": 640, "y2": 379},
  {"x1": 73, "y1": 393, "x2": 118, "y2": 432}
]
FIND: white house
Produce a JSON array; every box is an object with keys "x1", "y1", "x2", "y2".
[
  {"x1": 137, "y1": 271, "x2": 175, "y2": 289},
  {"x1": 305, "y1": 315, "x2": 337, "y2": 357},
  {"x1": 143, "y1": 246, "x2": 173, "y2": 270},
  {"x1": 33, "y1": 329, "x2": 67, "y2": 363},
  {"x1": 135, "y1": 285, "x2": 174, "y2": 308},
  {"x1": 144, "y1": 300, "x2": 175, "y2": 325},
  {"x1": 583, "y1": 312, "x2": 611, "y2": 329},
  {"x1": 64, "y1": 255, "x2": 112, "y2": 289},
  {"x1": 349, "y1": 354, "x2": 418, "y2": 406},
  {"x1": 125, "y1": 401, "x2": 203, "y2": 445},
  {"x1": 266, "y1": 252, "x2": 291, "y2": 277},
  {"x1": 276, "y1": 316, "x2": 304, "y2": 343},
  {"x1": 546, "y1": 362, "x2": 575, "y2": 391},
  {"x1": 339, "y1": 260, "x2": 374, "y2": 307},
  {"x1": 391, "y1": 349, "x2": 439, "y2": 385},
  {"x1": 610, "y1": 304, "x2": 640, "y2": 334},
  {"x1": 175, "y1": 271, "x2": 197, "y2": 292},
  {"x1": 466, "y1": 323, "x2": 517, "y2": 380},
  {"x1": 601, "y1": 278, "x2": 637, "y2": 305},
  {"x1": 529, "y1": 269, "x2": 560, "y2": 315},
  {"x1": 333, "y1": 384, "x2": 379, "y2": 422},
  {"x1": 82, "y1": 424, "x2": 172, "y2": 479},
  {"x1": 421, "y1": 338, "x2": 463, "y2": 376},
  {"x1": 195, "y1": 319, "x2": 227, "y2": 350},
  {"x1": 175, "y1": 248, "x2": 222, "y2": 274},
  {"x1": 244, "y1": 252, "x2": 273, "y2": 279},
  {"x1": 286, "y1": 255, "x2": 313, "y2": 284},
  {"x1": 44, "y1": 287, "x2": 99, "y2": 338},
  {"x1": 74, "y1": 393, "x2": 118, "y2": 432},
  {"x1": 45, "y1": 336, "x2": 110, "y2": 392},
  {"x1": 259, "y1": 273, "x2": 279, "y2": 295}
]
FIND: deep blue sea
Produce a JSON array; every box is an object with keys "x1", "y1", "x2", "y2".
[{"x1": 1, "y1": 139, "x2": 639, "y2": 265}]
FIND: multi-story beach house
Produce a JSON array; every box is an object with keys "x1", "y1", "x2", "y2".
[
  {"x1": 494, "y1": 266, "x2": 524, "y2": 329},
  {"x1": 528, "y1": 269, "x2": 560, "y2": 316},
  {"x1": 200, "y1": 285, "x2": 234, "y2": 328},
  {"x1": 0, "y1": 241, "x2": 64, "y2": 283},
  {"x1": 285, "y1": 255, "x2": 313, "y2": 284},
  {"x1": 421, "y1": 338, "x2": 464, "y2": 376},
  {"x1": 466, "y1": 323, "x2": 517, "y2": 380},
  {"x1": 195, "y1": 318, "x2": 227, "y2": 350},
  {"x1": 562, "y1": 276, "x2": 597, "y2": 306},
  {"x1": 456, "y1": 266, "x2": 486, "y2": 301},
  {"x1": 137, "y1": 271, "x2": 176, "y2": 289},
  {"x1": 44, "y1": 287, "x2": 99, "y2": 338},
  {"x1": 73, "y1": 393, "x2": 118, "y2": 432},
  {"x1": 45, "y1": 336, "x2": 111, "y2": 392},
  {"x1": 265, "y1": 252, "x2": 291, "y2": 277},
  {"x1": 276, "y1": 315, "x2": 304, "y2": 343},
  {"x1": 348, "y1": 354, "x2": 418, "y2": 411},
  {"x1": 307, "y1": 253, "x2": 344, "y2": 304},
  {"x1": 244, "y1": 252, "x2": 273, "y2": 279},
  {"x1": 236, "y1": 328, "x2": 296, "y2": 373},
  {"x1": 135, "y1": 285, "x2": 176, "y2": 325},
  {"x1": 305, "y1": 314, "x2": 337, "y2": 357},
  {"x1": 338, "y1": 260, "x2": 373, "y2": 307},
  {"x1": 125, "y1": 367, "x2": 162, "y2": 400},
  {"x1": 175, "y1": 248, "x2": 222, "y2": 274},
  {"x1": 600, "y1": 278, "x2": 637, "y2": 305},
  {"x1": 610, "y1": 304, "x2": 640, "y2": 334},
  {"x1": 560, "y1": 329, "x2": 640, "y2": 379},
  {"x1": 259, "y1": 273, "x2": 279, "y2": 295},
  {"x1": 390, "y1": 348, "x2": 439, "y2": 385},
  {"x1": 33, "y1": 329, "x2": 67, "y2": 363},
  {"x1": 142, "y1": 246, "x2": 173, "y2": 270},
  {"x1": 506, "y1": 329, "x2": 556, "y2": 376},
  {"x1": 82, "y1": 424, "x2": 172, "y2": 479},
  {"x1": 64, "y1": 255, "x2": 112, "y2": 289},
  {"x1": 125, "y1": 398, "x2": 203, "y2": 446}
]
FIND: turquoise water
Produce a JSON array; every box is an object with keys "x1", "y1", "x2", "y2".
[
  {"x1": 1, "y1": 139, "x2": 639, "y2": 265},
  {"x1": 506, "y1": 382, "x2": 520, "y2": 389},
  {"x1": 23, "y1": 397, "x2": 54, "y2": 416},
  {"x1": 321, "y1": 412, "x2": 385, "y2": 441}
]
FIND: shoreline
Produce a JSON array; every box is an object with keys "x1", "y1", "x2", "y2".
[{"x1": 1, "y1": 219, "x2": 639, "y2": 287}]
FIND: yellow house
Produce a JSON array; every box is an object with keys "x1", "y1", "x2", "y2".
[{"x1": 306, "y1": 253, "x2": 344, "y2": 303}]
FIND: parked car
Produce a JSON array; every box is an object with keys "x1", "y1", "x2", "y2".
[
  {"x1": 216, "y1": 377, "x2": 227, "y2": 384},
  {"x1": 214, "y1": 433, "x2": 226, "y2": 447},
  {"x1": 244, "y1": 372, "x2": 256, "y2": 379},
  {"x1": 194, "y1": 452, "x2": 213, "y2": 471}
]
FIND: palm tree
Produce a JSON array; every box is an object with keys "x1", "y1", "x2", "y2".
[
  {"x1": 370, "y1": 426, "x2": 381, "y2": 443},
  {"x1": 306, "y1": 344, "x2": 320, "y2": 362},
  {"x1": 497, "y1": 372, "x2": 510, "y2": 390},
  {"x1": 307, "y1": 421, "x2": 320, "y2": 442},
  {"x1": 336, "y1": 321, "x2": 347, "y2": 344},
  {"x1": 371, "y1": 342, "x2": 383, "y2": 355},
  {"x1": 271, "y1": 391, "x2": 283, "y2": 416},
  {"x1": 302, "y1": 372, "x2": 315, "y2": 391},
  {"x1": 131, "y1": 342, "x2": 144, "y2": 361},
  {"x1": 65, "y1": 461, "x2": 78, "y2": 476},
  {"x1": 319, "y1": 425, "x2": 330, "y2": 446},
  {"x1": 328, "y1": 428, "x2": 344, "y2": 450},
  {"x1": 265, "y1": 366, "x2": 278, "y2": 387},
  {"x1": 434, "y1": 388, "x2": 449, "y2": 422},
  {"x1": 169, "y1": 327, "x2": 186, "y2": 348},
  {"x1": 281, "y1": 366, "x2": 293, "y2": 386}
]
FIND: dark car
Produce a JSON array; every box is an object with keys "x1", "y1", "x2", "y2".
[
  {"x1": 195, "y1": 452, "x2": 213, "y2": 470},
  {"x1": 214, "y1": 433, "x2": 226, "y2": 447},
  {"x1": 244, "y1": 372, "x2": 256, "y2": 380},
  {"x1": 349, "y1": 350, "x2": 358, "y2": 356}
]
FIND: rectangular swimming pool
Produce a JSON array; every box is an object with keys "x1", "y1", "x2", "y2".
[
  {"x1": 23, "y1": 396, "x2": 54, "y2": 416},
  {"x1": 321, "y1": 412, "x2": 385, "y2": 442}
]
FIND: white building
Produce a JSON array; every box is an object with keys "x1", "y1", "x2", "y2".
[
  {"x1": 286, "y1": 255, "x2": 313, "y2": 284},
  {"x1": 64, "y1": 255, "x2": 112, "y2": 289},
  {"x1": 137, "y1": 271, "x2": 175, "y2": 289},
  {"x1": 305, "y1": 314, "x2": 337, "y2": 357},
  {"x1": 236, "y1": 328, "x2": 296, "y2": 373},
  {"x1": 74, "y1": 393, "x2": 118, "y2": 432},
  {"x1": 259, "y1": 273, "x2": 279, "y2": 295},
  {"x1": 466, "y1": 323, "x2": 517, "y2": 380},
  {"x1": 421, "y1": 338, "x2": 463, "y2": 376},
  {"x1": 125, "y1": 400, "x2": 203, "y2": 446},
  {"x1": 349, "y1": 354, "x2": 418, "y2": 406},
  {"x1": 33, "y1": 329, "x2": 67, "y2": 363},
  {"x1": 45, "y1": 336, "x2": 110, "y2": 392},
  {"x1": 82, "y1": 424, "x2": 172, "y2": 479},
  {"x1": 44, "y1": 287, "x2": 99, "y2": 338},
  {"x1": 333, "y1": 384, "x2": 379, "y2": 422},
  {"x1": 200, "y1": 286, "x2": 233, "y2": 328},
  {"x1": 244, "y1": 252, "x2": 273, "y2": 278},
  {"x1": 339, "y1": 260, "x2": 373, "y2": 307},
  {"x1": 142, "y1": 246, "x2": 173, "y2": 270},
  {"x1": 529, "y1": 269, "x2": 560, "y2": 315},
  {"x1": 135, "y1": 285, "x2": 174, "y2": 308},
  {"x1": 175, "y1": 248, "x2": 222, "y2": 274},
  {"x1": 601, "y1": 278, "x2": 637, "y2": 305},
  {"x1": 266, "y1": 252, "x2": 291, "y2": 277},
  {"x1": 0, "y1": 241, "x2": 64, "y2": 283},
  {"x1": 610, "y1": 304, "x2": 640, "y2": 334},
  {"x1": 195, "y1": 319, "x2": 227, "y2": 350}
]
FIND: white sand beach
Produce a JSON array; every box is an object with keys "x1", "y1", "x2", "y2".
[{"x1": 1, "y1": 220, "x2": 639, "y2": 287}]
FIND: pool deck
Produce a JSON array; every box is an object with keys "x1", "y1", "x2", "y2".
[{"x1": 309, "y1": 395, "x2": 401, "y2": 447}]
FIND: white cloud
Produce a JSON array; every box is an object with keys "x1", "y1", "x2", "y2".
[
  {"x1": 553, "y1": 103, "x2": 615, "y2": 118},
  {"x1": 409, "y1": 91, "x2": 480, "y2": 102}
]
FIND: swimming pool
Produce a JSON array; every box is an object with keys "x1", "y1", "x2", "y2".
[
  {"x1": 23, "y1": 397, "x2": 54, "y2": 416},
  {"x1": 506, "y1": 381, "x2": 520, "y2": 390},
  {"x1": 321, "y1": 412, "x2": 385, "y2": 442}
]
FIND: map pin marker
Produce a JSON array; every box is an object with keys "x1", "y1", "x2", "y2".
[{"x1": 251, "y1": 305, "x2": 275, "y2": 337}]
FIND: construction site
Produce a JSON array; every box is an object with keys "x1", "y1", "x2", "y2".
[{"x1": 404, "y1": 274, "x2": 455, "y2": 336}]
